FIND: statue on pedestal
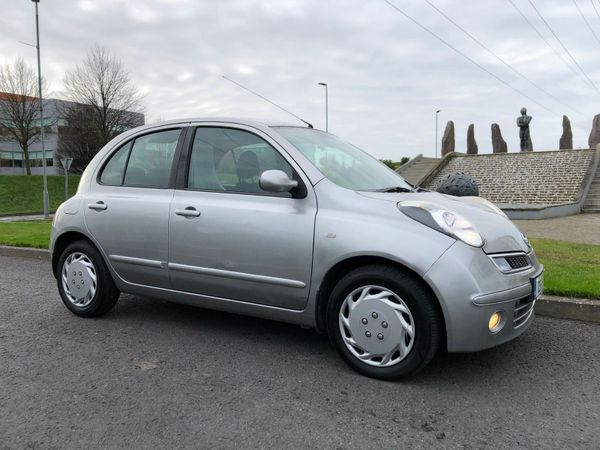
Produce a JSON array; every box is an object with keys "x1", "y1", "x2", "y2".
[{"x1": 517, "y1": 107, "x2": 533, "y2": 151}]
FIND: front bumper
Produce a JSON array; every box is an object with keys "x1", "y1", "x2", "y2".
[{"x1": 424, "y1": 242, "x2": 543, "y2": 353}]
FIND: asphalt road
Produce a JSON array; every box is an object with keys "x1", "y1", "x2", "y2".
[{"x1": 1, "y1": 255, "x2": 599, "y2": 449}]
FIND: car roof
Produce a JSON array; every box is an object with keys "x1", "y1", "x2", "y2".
[{"x1": 141, "y1": 117, "x2": 306, "y2": 129}]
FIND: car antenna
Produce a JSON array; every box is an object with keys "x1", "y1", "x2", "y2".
[{"x1": 222, "y1": 75, "x2": 314, "y2": 128}]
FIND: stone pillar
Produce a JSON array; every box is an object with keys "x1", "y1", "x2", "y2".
[
  {"x1": 441, "y1": 121, "x2": 455, "y2": 156},
  {"x1": 589, "y1": 113, "x2": 600, "y2": 149},
  {"x1": 491, "y1": 123, "x2": 508, "y2": 153},
  {"x1": 559, "y1": 115, "x2": 573, "y2": 150},
  {"x1": 466, "y1": 124, "x2": 478, "y2": 154}
]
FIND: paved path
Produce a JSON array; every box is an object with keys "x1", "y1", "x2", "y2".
[
  {"x1": 0, "y1": 213, "x2": 52, "y2": 222},
  {"x1": 1, "y1": 255, "x2": 599, "y2": 448},
  {"x1": 513, "y1": 213, "x2": 600, "y2": 245}
]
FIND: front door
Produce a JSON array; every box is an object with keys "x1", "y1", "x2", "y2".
[
  {"x1": 168, "y1": 125, "x2": 317, "y2": 310},
  {"x1": 84, "y1": 127, "x2": 184, "y2": 289}
]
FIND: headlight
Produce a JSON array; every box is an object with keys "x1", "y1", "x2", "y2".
[{"x1": 398, "y1": 201, "x2": 484, "y2": 247}]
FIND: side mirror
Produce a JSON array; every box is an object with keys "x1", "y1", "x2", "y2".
[{"x1": 259, "y1": 170, "x2": 298, "y2": 193}]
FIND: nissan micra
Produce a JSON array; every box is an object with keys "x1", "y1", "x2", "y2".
[{"x1": 51, "y1": 118, "x2": 543, "y2": 380}]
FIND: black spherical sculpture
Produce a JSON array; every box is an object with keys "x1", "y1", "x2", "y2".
[{"x1": 436, "y1": 172, "x2": 479, "y2": 197}]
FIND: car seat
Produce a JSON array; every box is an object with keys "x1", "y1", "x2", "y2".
[
  {"x1": 189, "y1": 143, "x2": 225, "y2": 190},
  {"x1": 236, "y1": 150, "x2": 261, "y2": 192}
]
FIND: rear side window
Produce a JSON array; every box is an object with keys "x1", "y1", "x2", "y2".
[
  {"x1": 99, "y1": 129, "x2": 181, "y2": 188},
  {"x1": 99, "y1": 142, "x2": 131, "y2": 186}
]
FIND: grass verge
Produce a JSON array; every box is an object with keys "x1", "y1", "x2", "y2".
[
  {"x1": 0, "y1": 220, "x2": 51, "y2": 249},
  {"x1": 0, "y1": 222, "x2": 598, "y2": 299},
  {"x1": 0, "y1": 175, "x2": 81, "y2": 215},
  {"x1": 530, "y1": 238, "x2": 600, "y2": 299}
]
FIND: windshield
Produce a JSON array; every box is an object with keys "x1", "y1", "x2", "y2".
[{"x1": 275, "y1": 127, "x2": 412, "y2": 191}]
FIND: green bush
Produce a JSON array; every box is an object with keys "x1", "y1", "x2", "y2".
[{"x1": 380, "y1": 157, "x2": 410, "y2": 170}]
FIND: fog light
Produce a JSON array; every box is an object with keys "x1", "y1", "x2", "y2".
[{"x1": 488, "y1": 311, "x2": 503, "y2": 333}]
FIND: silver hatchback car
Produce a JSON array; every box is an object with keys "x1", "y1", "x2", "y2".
[{"x1": 51, "y1": 118, "x2": 543, "y2": 380}]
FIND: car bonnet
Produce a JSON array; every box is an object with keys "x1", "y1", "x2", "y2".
[{"x1": 357, "y1": 191, "x2": 529, "y2": 254}]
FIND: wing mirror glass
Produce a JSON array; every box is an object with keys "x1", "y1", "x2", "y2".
[{"x1": 259, "y1": 170, "x2": 298, "y2": 193}]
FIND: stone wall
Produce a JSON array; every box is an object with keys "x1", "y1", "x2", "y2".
[{"x1": 424, "y1": 149, "x2": 596, "y2": 206}]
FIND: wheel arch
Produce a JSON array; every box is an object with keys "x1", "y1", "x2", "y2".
[
  {"x1": 52, "y1": 231, "x2": 98, "y2": 278},
  {"x1": 315, "y1": 255, "x2": 447, "y2": 344}
]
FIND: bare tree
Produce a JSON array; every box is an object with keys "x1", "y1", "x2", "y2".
[
  {"x1": 61, "y1": 45, "x2": 144, "y2": 167},
  {"x1": 56, "y1": 102, "x2": 104, "y2": 173},
  {"x1": 0, "y1": 59, "x2": 42, "y2": 175}
]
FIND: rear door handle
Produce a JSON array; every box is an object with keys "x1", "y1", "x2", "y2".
[
  {"x1": 175, "y1": 207, "x2": 200, "y2": 218},
  {"x1": 88, "y1": 201, "x2": 107, "y2": 211}
]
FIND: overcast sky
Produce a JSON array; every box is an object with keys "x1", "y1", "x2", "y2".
[{"x1": 2, "y1": 0, "x2": 600, "y2": 160}]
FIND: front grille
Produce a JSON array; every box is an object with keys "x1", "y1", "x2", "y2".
[
  {"x1": 490, "y1": 252, "x2": 533, "y2": 273},
  {"x1": 505, "y1": 254, "x2": 530, "y2": 269},
  {"x1": 514, "y1": 296, "x2": 535, "y2": 328}
]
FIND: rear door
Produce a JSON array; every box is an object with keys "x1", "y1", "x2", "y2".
[
  {"x1": 168, "y1": 124, "x2": 317, "y2": 310},
  {"x1": 84, "y1": 126, "x2": 186, "y2": 288}
]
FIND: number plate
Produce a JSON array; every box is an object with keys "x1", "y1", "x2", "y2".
[{"x1": 531, "y1": 272, "x2": 544, "y2": 300}]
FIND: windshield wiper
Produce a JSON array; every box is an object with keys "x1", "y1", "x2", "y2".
[{"x1": 374, "y1": 186, "x2": 413, "y2": 193}]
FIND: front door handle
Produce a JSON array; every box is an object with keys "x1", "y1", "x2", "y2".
[
  {"x1": 175, "y1": 207, "x2": 200, "y2": 218},
  {"x1": 88, "y1": 201, "x2": 107, "y2": 211}
]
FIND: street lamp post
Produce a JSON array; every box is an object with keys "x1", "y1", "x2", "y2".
[
  {"x1": 435, "y1": 109, "x2": 441, "y2": 158},
  {"x1": 32, "y1": 0, "x2": 49, "y2": 219},
  {"x1": 318, "y1": 82, "x2": 328, "y2": 132}
]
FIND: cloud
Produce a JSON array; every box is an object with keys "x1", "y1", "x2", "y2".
[{"x1": 1, "y1": 0, "x2": 599, "y2": 158}]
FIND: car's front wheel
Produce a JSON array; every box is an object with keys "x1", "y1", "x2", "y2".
[
  {"x1": 56, "y1": 240, "x2": 119, "y2": 317},
  {"x1": 326, "y1": 265, "x2": 442, "y2": 380}
]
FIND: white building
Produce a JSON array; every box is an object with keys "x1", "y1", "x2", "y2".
[{"x1": 0, "y1": 93, "x2": 144, "y2": 175}]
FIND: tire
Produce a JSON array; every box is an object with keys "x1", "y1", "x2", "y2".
[
  {"x1": 56, "y1": 240, "x2": 120, "y2": 317},
  {"x1": 326, "y1": 265, "x2": 442, "y2": 380}
]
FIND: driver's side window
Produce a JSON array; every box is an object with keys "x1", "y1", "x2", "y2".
[{"x1": 187, "y1": 127, "x2": 293, "y2": 196}]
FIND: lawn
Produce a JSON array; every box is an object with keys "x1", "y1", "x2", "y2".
[
  {"x1": 0, "y1": 222, "x2": 598, "y2": 299},
  {"x1": 0, "y1": 175, "x2": 81, "y2": 215},
  {"x1": 0, "y1": 220, "x2": 51, "y2": 249},
  {"x1": 530, "y1": 238, "x2": 600, "y2": 299}
]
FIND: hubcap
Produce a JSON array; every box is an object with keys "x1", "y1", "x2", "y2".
[
  {"x1": 338, "y1": 285, "x2": 415, "y2": 367},
  {"x1": 61, "y1": 252, "x2": 97, "y2": 307}
]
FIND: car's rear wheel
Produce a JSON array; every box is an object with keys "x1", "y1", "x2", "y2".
[
  {"x1": 57, "y1": 240, "x2": 119, "y2": 317},
  {"x1": 326, "y1": 265, "x2": 442, "y2": 380}
]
